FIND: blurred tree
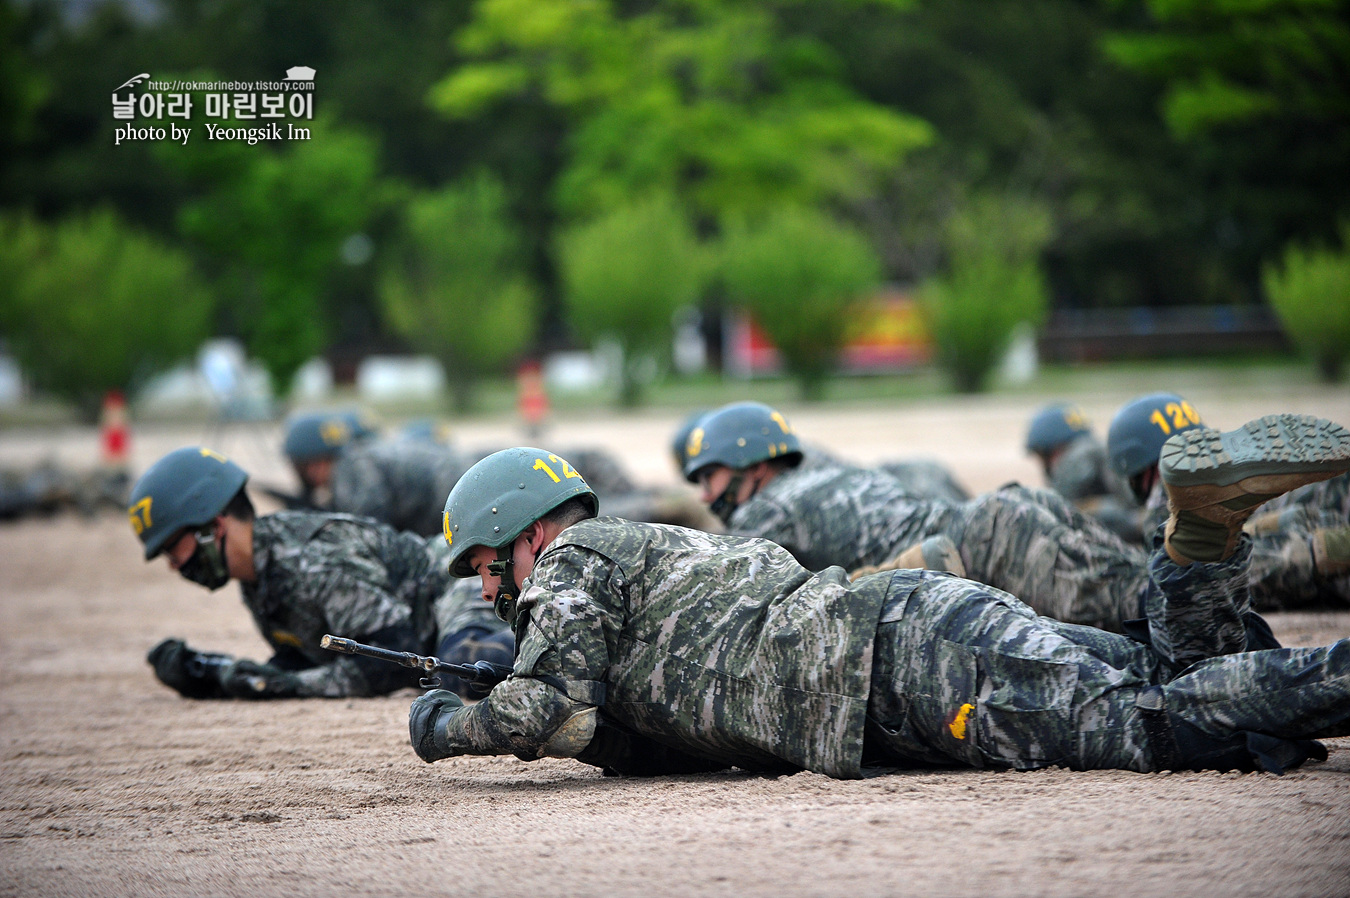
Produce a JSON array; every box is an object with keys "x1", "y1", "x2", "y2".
[
  {"x1": 558, "y1": 194, "x2": 705, "y2": 406},
  {"x1": 1103, "y1": 0, "x2": 1350, "y2": 139},
  {"x1": 171, "y1": 117, "x2": 385, "y2": 392},
  {"x1": 1263, "y1": 223, "x2": 1350, "y2": 382},
  {"x1": 1101, "y1": 0, "x2": 1350, "y2": 302},
  {"x1": 431, "y1": 0, "x2": 932, "y2": 225},
  {"x1": 0, "y1": 209, "x2": 214, "y2": 416},
  {"x1": 921, "y1": 192, "x2": 1052, "y2": 393},
  {"x1": 378, "y1": 172, "x2": 538, "y2": 412},
  {"x1": 720, "y1": 206, "x2": 881, "y2": 399}
]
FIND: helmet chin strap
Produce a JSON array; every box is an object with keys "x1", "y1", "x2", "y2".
[
  {"x1": 709, "y1": 471, "x2": 762, "y2": 526},
  {"x1": 486, "y1": 541, "x2": 519, "y2": 624}
]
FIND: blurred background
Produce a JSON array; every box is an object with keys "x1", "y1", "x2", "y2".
[{"x1": 1, "y1": 0, "x2": 1347, "y2": 447}]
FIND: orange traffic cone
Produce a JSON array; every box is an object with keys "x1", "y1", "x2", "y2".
[
  {"x1": 516, "y1": 360, "x2": 549, "y2": 439},
  {"x1": 100, "y1": 389, "x2": 130, "y2": 471}
]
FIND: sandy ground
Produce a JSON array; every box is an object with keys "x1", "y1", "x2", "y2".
[{"x1": 3, "y1": 380, "x2": 1350, "y2": 898}]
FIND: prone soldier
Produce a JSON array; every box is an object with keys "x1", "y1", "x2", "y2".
[
  {"x1": 408, "y1": 421, "x2": 1350, "y2": 778},
  {"x1": 1025, "y1": 401, "x2": 1142, "y2": 542},
  {"x1": 129, "y1": 446, "x2": 512, "y2": 700}
]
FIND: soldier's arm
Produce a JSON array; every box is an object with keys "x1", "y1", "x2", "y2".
[
  {"x1": 432, "y1": 554, "x2": 617, "y2": 760},
  {"x1": 283, "y1": 544, "x2": 429, "y2": 698}
]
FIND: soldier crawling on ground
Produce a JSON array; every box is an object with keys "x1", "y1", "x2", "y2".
[
  {"x1": 406, "y1": 417, "x2": 1350, "y2": 779},
  {"x1": 1024, "y1": 401, "x2": 1141, "y2": 543},
  {"x1": 681, "y1": 400, "x2": 1349, "y2": 631},
  {"x1": 129, "y1": 446, "x2": 510, "y2": 700},
  {"x1": 284, "y1": 409, "x2": 717, "y2": 537}
]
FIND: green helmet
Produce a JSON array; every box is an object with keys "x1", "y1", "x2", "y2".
[
  {"x1": 282, "y1": 409, "x2": 376, "y2": 463},
  {"x1": 681, "y1": 401, "x2": 803, "y2": 484},
  {"x1": 669, "y1": 408, "x2": 710, "y2": 474},
  {"x1": 1026, "y1": 403, "x2": 1091, "y2": 455},
  {"x1": 442, "y1": 447, "x2": 598, "y2": 579},
  {"x1": 129, "y1": 447, "x2": 248, "y2": 560},
  {"x1": 1107, "y1": 392, "x2": 1204, "y2": 480}
]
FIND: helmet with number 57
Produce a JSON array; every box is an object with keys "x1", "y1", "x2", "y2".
[
  {"x1": 1107, "y1": 392, "x2": 1204, "y2": 483},
  {"x1": 443, "y1": 447, "x2": 598, "y2": 579},
  {"x1": 128, "y1": 446, "x2": 248, "y2": 560}
]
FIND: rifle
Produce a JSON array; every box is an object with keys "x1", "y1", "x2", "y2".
[{"x1": 321, "y1": 634, "x2": 513, "y2": 690}]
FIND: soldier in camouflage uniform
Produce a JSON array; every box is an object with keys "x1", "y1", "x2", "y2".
[
  {"x1": 671, "y1": 410, "x2": 970, "y2": 507},
  {"x1": 129, "y1": 446, "x2": 509, "y2": 700},
  {"x1": 286, "y1": 410, "x2": 713, "y2": 535},
  {"x1": 407, "y1": 419, "x2": 1350, "y2": 777},
  {"x1": 284, "y1": 409, "x2": 479, "y2": 537},
  {"x1": 1026, "y1": 402, "x2": 1142, "y2": 543},
  {"x1": 683, "y1": 401, "x2": 1151, "y2": 631},
  {"x1": 1108, "y1": 393, "x2": 1350, "y2": 610}
]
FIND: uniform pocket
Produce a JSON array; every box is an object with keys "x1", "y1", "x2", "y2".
[{"x1": 974, "y1": 649, "x2": 1079, "y2": 768}]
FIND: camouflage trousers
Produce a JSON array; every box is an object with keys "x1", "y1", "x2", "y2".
[
  {"x1": 865, "y1": 539, "x2": 1350, "y2": 773},
  {"x1": 947, "y1": 485, "x2": 1150, "y2": 632}
]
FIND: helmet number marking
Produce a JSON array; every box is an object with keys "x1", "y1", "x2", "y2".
[
  {"x1": 770, "y1": 411, "x2": 793, "y2": 434},
  {"x1": 128, "y1": 496, "x2": 153, "y2": 535},
  {"x1": 533, "y1": 454, "x2": 582, "y2": 484},
  {"x1": 1148, "y1": 401, "x2": 1200, "y2": 435}
]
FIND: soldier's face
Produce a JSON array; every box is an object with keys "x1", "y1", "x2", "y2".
[
  {"x1": 165, "y1": 529, "x2": 200, "y2": 571},
  {"x1": 296, "y1": 458, "x2": 334, "y2": 490},
  {"x1": 696, "y1": 466, "x2": 738, "y2": 505},
  {"x1": 466, "y1": 539, "x2": 530, "y2": 602}
]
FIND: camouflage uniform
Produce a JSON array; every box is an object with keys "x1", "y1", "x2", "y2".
[
  {"x1": 434, "y1": 517, "x2": 1347, "y2": 775},
  {"x1": 330, "y1": 438, "x2": 477, "y2": 537},
  {"x1": 242, "y1": 511, "x2": 503, "y2": 697},
  {"x1": 876, "y1": 458, "x2": 971, "y2": 504},
  {"x1": 1043, "y1": 433, "x2": 1142, "y2": 544},
  {"x1": 332, "y1": 437, "x2": 666, "y2": 536},
  {"x1": 727, "y1": 457, "x2": 1150, "y2": 630}
]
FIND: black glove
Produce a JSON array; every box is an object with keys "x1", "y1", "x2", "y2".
[
  {"x1": 146, "y1": 638, "x2": 232, "y2": 699},
  {"x1": 409, "y1": 689, "x2": 465, "y2": 762},
  {"x1": 218, "y1": 659, "x2": 303, "y2": 699}
]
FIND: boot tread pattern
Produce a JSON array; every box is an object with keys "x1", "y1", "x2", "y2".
[{"x1": 1160, "y1": 414, "x2": 1350, "y2": 488}]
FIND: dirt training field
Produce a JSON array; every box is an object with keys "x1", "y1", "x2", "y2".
[{"x1": 3, "y1": 380, "x2": 1349, "y2": 897}]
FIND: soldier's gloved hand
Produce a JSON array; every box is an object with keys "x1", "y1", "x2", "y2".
[
  {"x1": 218, "y1": 659, "x2": 303, "y2": 699},
  {"x1": 409, "y1": 689, "x2": 465, "y2": 763},
  {"x1": 146, "y1": 638, "x2": 230, "y2": 699}
]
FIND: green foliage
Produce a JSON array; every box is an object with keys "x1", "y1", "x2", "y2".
[
  {"x1": 720, "y1": 206, "x2": 881, "y2": 399},
  {"x1": 558, "y1": 194, "x2": 706, "y2": 406},
  {"x1": 1104, "y1": 0, "x2": 1350, "y2": 138},
  {"x1": 1263, "y1": 223, "x2": 1350, "y2": 382},
  {"x1": 921, "y1": 193, "x2": 1052, "y2": 393},
  {"x1": 171, "y1": 117, "x2": 383, "y2": 391},
  {"x1": 0, "y1": 209, "x2": 214, "y2": 415},
  {"x1": 378, "y1": 173, "x2": 538, "y2": 411},
  {"x1": 432, "y1": 0, "x2": 932, "y2": 222}
]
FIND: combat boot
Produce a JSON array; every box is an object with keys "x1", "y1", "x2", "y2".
[{"x1": 1160, "y1": 414, "x2": 1350, "y2": 565}]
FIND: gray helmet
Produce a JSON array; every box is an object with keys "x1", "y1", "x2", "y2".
[
  {"x1": 670, "y1": 408, "x2": 710, "y2": 474},
  {"x1": 1107, "y1": 392, "x2": 1204, "y2": 479},
  {"x1": 443, "y1": 447, "x2": 598, "y2": 578},
  {"x1": 282, "y1": 409, "x2": 376, "y2": 463},
  {"x1": 128, "y1": 447, "x2": 249, "y2": 560},
  {"x1": 1026, "y1": 403, "x2": 1091, "y2": 454},
  {"x1": 681, "y1": 401, "x2": 803, "y2": 483}
]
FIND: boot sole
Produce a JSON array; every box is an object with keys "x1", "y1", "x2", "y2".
[{"x1": 1160, "y1": 414, "x2": 1350, "y2": 509}]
